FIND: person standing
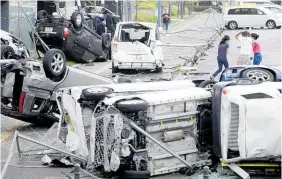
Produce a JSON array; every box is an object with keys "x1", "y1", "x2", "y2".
[
  {"x1": 210, "y1": 35, "x2": 230, "y2": 80},
  {"x1": 235, "y1": 31, "x2": 253, "y2": 65},
  {"x1": 162, "y1": 9, "x2": 170, "y2": 35},
  {"x1": 251, "y1": 33, "x2": 262, "y2": 65}
]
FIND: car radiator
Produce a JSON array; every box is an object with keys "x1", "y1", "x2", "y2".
[{"x1": 228, "y1": 103, "x2": 239, "y2": 151}]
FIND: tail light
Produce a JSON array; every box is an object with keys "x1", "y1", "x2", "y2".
[
  {"x1": 63, "y1": 27, "x2": 69, "y2": 37},
  {"x1": 18, "y1": 92, "x2": 25, "y2": 113},
  {"x1": 112, "y1": 36, "x2": 118, "y2": 52},
  {"x1": 222, "y1": 88, "x2": 229, "y2": 95}
]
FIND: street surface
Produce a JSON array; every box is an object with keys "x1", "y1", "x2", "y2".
[{"x1": 1, "y1": 11, "x2": 281, "y2": 179}]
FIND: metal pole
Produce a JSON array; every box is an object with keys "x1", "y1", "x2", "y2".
[
  {"x1": 115, "y1": 0, "x2": 119, "y2": 15},
  {"x1": 158, "y1": 0, "x2": 162, "y2": 26},
  {"x1": 203, "y1": 166, "x2": 210, "y2": 179},
  {"x1": 128, "y1": 120, "x2": 193, "y2": 168},
  {"x1": 74, "y1": 164, "x2": 80, "y2": 179},
  {"x1": 17, "y1": 133, "x2": 88, "y2": 162}
]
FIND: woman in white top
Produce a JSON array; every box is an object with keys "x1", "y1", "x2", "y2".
[{"x1": 235, "y1": 31, "x2": 253, "y2": 65}]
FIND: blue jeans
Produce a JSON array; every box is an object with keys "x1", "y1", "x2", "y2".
[
  {"x1": 212, "y1": 58, "x2": 229, "y2": 77},
  {"x1": 253, "y1": 53, "x2": 262, "y2": 65},
  {"x1": 163, "y1": 22, "x2": 169, "y2": 30}
]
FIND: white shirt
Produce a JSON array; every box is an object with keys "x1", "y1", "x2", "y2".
[{"x1": 238, "y1": 35, "x2": 253, "y2": 56}]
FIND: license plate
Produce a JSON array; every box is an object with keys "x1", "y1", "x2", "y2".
[
  {"x1": 135, "y1": 55, "x2": 143, "y2": 61},
  {"x1": 45, "y1": 27, "x2": 53, "y2": 32}
]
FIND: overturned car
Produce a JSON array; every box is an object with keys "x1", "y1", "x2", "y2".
[
  {"x1": 34, "y1": 3, "x2": 112, "y2": 63},
  {"x1": 1, "y1": 48, "x2": 114, "y2": 125},
  {"x1": 56, "y1": 79, "x2": 281, "y2": 178}
]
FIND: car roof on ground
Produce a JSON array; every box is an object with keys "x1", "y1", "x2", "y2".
[{"x1": 118, "y1": 22, "x2": 157, "y2": 29}]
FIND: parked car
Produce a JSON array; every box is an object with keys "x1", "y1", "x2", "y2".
[
  {"x1": 223, "y1": 6, "x2": 282, "y2": 29},
  {"x1": 0, "y1": 29, "x2": 30, "y2": 59},
  {"x1": 34, "y1": 9, "x2": 112, "y2": 63},
  {"x1": 111, "y1": 22, "x2": 164, "y2": 73},
  {"x1": 56, "y1": 79, "x2": 281, "y2": 178},
  {"x1": 197, "y1": 65, "x2": 282, "y2": 88},
  {"x1": 1, "y1": 48, "x2": 114, "y2": 125}
]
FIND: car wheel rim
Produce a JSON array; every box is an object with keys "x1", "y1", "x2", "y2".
[
  {"x1": 51, "y1": 53, "x2": 64, "y2": 73},
  {"x1": 267, "y1": 22, "x2": 274, "y2": 28},
  {"x1": 87, "y1": 88, "x2": 108, "y2": 93},
  {"x1": 230, "y1": 22, "x2": 236, "y2": 29},
  {"x1": 246, "y1": 70, "x2": 271, "y2": 81},
  {"x1": 76, "y1": 14, "x2": 82, "y2": 26}
]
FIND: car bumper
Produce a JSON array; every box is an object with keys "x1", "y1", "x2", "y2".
[{"x1": 115, "y1": 62, "x2": 158, "y2": 70}]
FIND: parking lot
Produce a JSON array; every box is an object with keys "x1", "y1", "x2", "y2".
[{"x1": 1, "y1": 10, "x2": 282, "y2": 179}]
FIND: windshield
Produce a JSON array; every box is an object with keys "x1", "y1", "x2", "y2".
[{"x1": 119, "y1": 23, "x2": 151, "y2": 44}]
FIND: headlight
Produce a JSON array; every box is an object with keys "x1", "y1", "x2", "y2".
[{"x1": 76, "y1": 14, "x2": 82, "y2": 26}]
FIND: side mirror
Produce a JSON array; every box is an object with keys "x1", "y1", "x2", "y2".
[{"x1": 59, "y1": 2, "x2": 65, "y2": 8}]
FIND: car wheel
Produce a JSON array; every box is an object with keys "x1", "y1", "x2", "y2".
[
  {"x1": 112, "y1": 62, "x2": 119, "y2": 73},
  {"x1": 115, "y1": 99, "x2": 149, "y2": 113},
  {"x1": 276, "y1": 26, "x2": 281, "y2": 29},
  {"x1": 242, "y1": 68, "x2": 274, "y2": 82},
  {"x1": 266, "y1": 20, "x2": 276, "y2": 29},
  {"x1": 81, "y1": 87, "x2": 113, "y2": 101},
  {"x1": 1, "y1": 45, "x2": 15, "y2": 59},
  {"x1": 43, "y1": 49, "x2": 67, "y2": 77},
  {"x1": 228, "y1": 21, "x2": 238, "y2": 30},
  {"x1": 199, "y1": 80, "x2": 217, "y2": 89},
  {"x1": 37, "y1": 10, "x2": 48, "y2": 20},
  {"x1": 71, "y1": 12, "x2": 84, "y2": 30},
  {"x1": 121, "y1": 170, "x2": 150, "y2": 179}
]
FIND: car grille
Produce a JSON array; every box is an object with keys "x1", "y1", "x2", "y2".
[{"x1": 228, "y1": 103, "x2": 239, "y2": 151}]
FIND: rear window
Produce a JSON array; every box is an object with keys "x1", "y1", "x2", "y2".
[{"x1": 119, "y1": 23, "x2": 150, "y2": 42}]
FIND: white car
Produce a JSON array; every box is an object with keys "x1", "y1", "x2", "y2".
[
  {"x1": 224, "y1": 6, "x2": 282, "y2": 29},
  {"x1": 111, "y1": 22, "x2": 164, "y2": 73},
  {"x1": 56, "y1": 80, "x2": 281, "y2": 178},
  {"x1": 0, "y1": 29, "x2": 30, "y2": 59}
]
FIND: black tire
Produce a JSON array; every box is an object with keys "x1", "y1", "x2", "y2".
[
  {"x1": 101, "y1": 33, "x2": 111, "y2": 48},
  {"x1": 276, "y1": 26, "x2": 281, "y2": 29},
  {"x1": 199, "y1": 80, "x2": 217, "y2": 89},
  {"x1": 43, "y1": 49, "x2": 67, "y2": 77},
  {"x1": 81, "y1": 87, "x2": 113, "y2": 101},
  {"x1": 228, "y1": 21, "x2": 238, "y2": 30},
  {"x1": 112, "y1": 62, "x2": 119, "y2": 73},
  {"x1": 117, "y1": 77, "x2": 132, "y2": 83},
  {"x1": 241, "y1": 68, "x2": 274, "y2": 82},
  {"x1": 37, "y1": 10, "x2": 48, "y2": 20},
  {"x1": 1, "y1": 45, "x2": 15, "y2": 59},
  {"x1": 115, "y1": 99, "x2": 149, "y2": 113},
  {"x1": 121, "y1": 170, "x2": 150, "y2": 179},
  {"x1": 266, "y1": 20, "x2": 276, "y2": 29},
  {"x1": 71, "y1": 12, "x2": 84, "y2": 30},
  {"x1": 155, "y1": 66, "x2": 163, "y2": 73}
]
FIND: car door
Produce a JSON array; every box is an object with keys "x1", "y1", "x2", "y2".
[
  {"x1": 249, "y1": 8, "x2": 267, "y2": 27},
  {"x1": 237, "y1": 8, "x2": 252, "y2": 27},
  {"x1": 149, "y1": 25, "x2": 163, "y2": 62}
]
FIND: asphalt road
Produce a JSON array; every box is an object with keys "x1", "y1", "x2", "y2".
[{"x1": 1, "y1": 11, "x2": 281, "y2": 179}]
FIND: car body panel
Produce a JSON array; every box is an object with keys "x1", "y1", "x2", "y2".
[{"x1": 220, "y1": 82, "x2": 282, "y2": 162}]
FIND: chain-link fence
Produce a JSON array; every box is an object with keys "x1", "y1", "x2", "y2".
[{"x1": 6, "y1": 1, "x2": 37, "y2": 51}]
